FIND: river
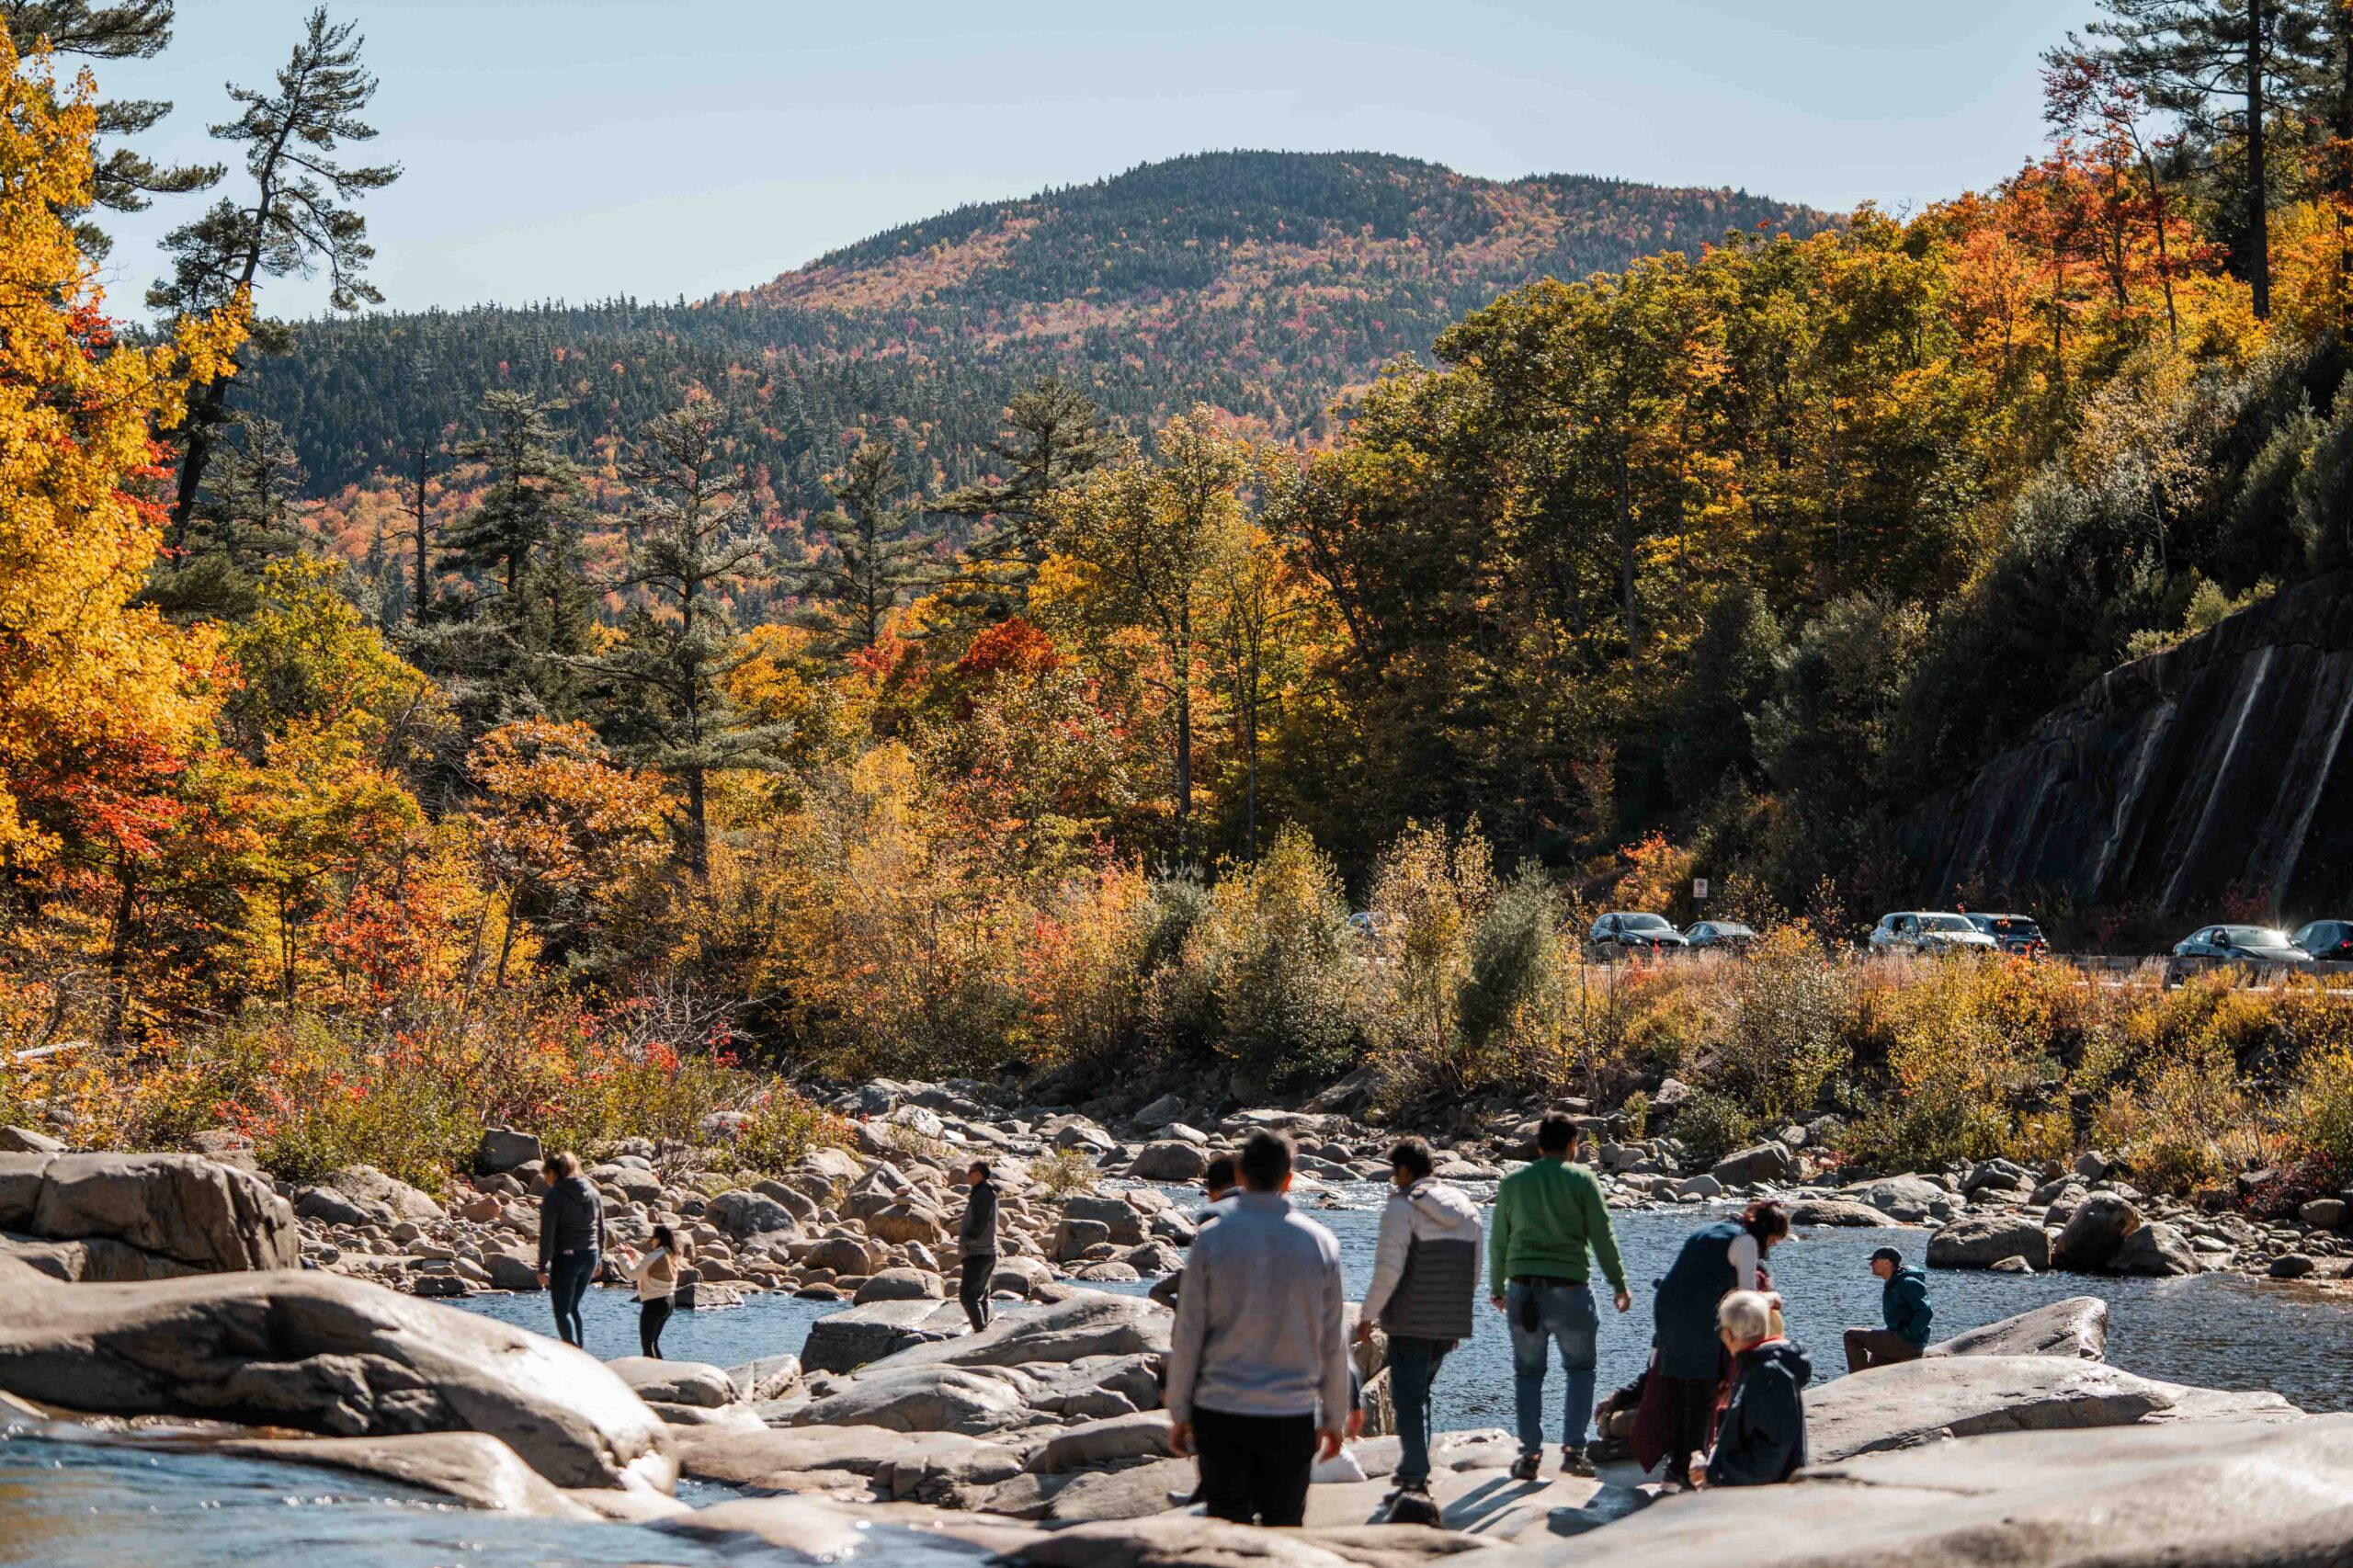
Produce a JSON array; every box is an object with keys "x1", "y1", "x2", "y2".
[{"x1": 6, "y1": 1185, "x2": 2349, "y2": 1566}]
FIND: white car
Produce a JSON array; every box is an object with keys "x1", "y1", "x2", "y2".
[{"x1": 1869, "y1": 911, "x2": 1998, "y2": 955}]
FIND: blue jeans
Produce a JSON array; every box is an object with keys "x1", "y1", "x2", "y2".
[
  {"x1": 1387, "y1": 1335, "x2": 1449, "y2": 1489},
  {"x1": 548, "y1": 1250, "x2": 597, "y2": 1346},
  {"x1": 1507, "y1": 1278, "x2": 1598, "y2": 1457}
]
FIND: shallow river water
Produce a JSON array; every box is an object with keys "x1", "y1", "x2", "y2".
[{"x1": 6, "y1": 1185, "x2": 2350, "y2": 1566}]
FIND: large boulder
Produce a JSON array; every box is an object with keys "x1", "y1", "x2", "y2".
[
  {"x1": 0, "y1": 1255, "x2": 673, "y2": 1491},
  {"x1": 1710, "y1": 1142, "x2": 1793, "y2": 1187},
  {"x1": 862, "y1": 1200, "x2": 946, "y2": 1246},
  {"x1": 801, "y1": 1233, "x2": 889, "y2": 1278},
  {"x1": 1841, "y1": 1175, "x2": 1955, "y2": 1224},
  {"x1": 2114, "y1": 1221, "x2": 2202, "y2": 1277},
  {"x1": 2052, "y1": 1192, "x2": 2143, "y2": 1273},
  {"x1": 1927, "y1": 1297, "x2": 2108, "y2": 1361},
  {"x1": 473, "y1": 1127, "x2": 542, "y2": 1176},
  {"x1": 707, "y1": 1189, "x2": 798, "y2": 1240},
  {"x1": 1130, "y1": 1141, "x2": 1210, "y2": 1182},
  {"x1": 321, "y1": 1165, "x2": 445, "y2": 1222},
  {"x1": 799, "y1": 1298, "x2": 967, "y2": 1375},
  {"x1": 1926, "y1": 1213, "x2": 2052, "y2": 1270},
  {"x1": 1027, "y1": 1409, "x2": 1175, "y2": 1472},
  {"x1": 606, "y1": 1357, "x2": 737, "y2": 1410},
  {"x1": 218, "y1": 1431, "x2": 597, "y2": 1517},
  {"x1": 846, "y1": 1290, "x2": 1171, "y2": 1379},
  {"x1": 1804, "y1": 1354, "x2": 2175, "y2": 1463},
  {"x1": 1060, "y1": 1194, "x2": 1148, "y2": 1245},
  {"x1": 855, "y1": 1267, "x2": 946, "y2": 1303},
  {"x1": 1517, "y1": 1415, "x2": 2353, "y2": 1568},
  {"x1": 1040, "y1": 1457, "x2": 1199, "y2": 1523},
  {"x1": 1787, "y1": 1199, "x2": 1896, "y2": 1228},
  {"x1": 0, "y1": 1153, "x2": 299, "y2": 1272},
  {"x1": 790, "y1": 1364, "x2": 1032, "y2": 1436}
]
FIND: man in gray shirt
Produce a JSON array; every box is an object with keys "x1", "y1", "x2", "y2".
[
  {"x1": 1165, "y1": 1131, "x2": 1349, "y2": 1527},
  {"x1": 959, "y1": 1161, "x2": 1000, "y2": 1330}
]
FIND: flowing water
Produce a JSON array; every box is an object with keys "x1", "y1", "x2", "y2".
[{"x1": 7, "y1": 1187, "x2": 2351, "y2": 1565}]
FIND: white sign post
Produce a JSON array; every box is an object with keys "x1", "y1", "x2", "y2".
[{"x1": 1692, "y1": 877, "x2": 1709, "y2": 903}]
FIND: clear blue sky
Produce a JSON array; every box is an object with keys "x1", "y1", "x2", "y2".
[{"x1": 80, "y1": 0, "x2": 2087, "y2": 316}]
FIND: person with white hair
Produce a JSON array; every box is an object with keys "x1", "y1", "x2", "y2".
[{"x1": 1695, "y1": 1289, "x2": 1813, "y2": 1488}]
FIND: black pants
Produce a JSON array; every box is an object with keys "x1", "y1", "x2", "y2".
[
  {"x1": 960, "y1": 1254, "x2": 995, "y2": 1330},
  {"x1": 1659, "y1": 1373, "x2": 1719, "y2": 1482},
  {"x1": 640, "y1": 1296, "x2": 674, "y2": 1358},
  {"x1": 1193, "y1": 1407, "x2": 1316, "y2": 1528},
  {"x1": 1845, "y1": 1327, "x2": 1924, "y2": 1373},
  {"x1": 548, "y1": 1250, "x2": 597, "y2": 1346}
]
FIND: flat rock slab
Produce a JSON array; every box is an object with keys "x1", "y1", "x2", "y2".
[
  {"x1": 1042, "y1": 1457, "x2": 1198, "y2": 1523},
  {"x1": 846, "y1": 1291, "x2": 1171, "y2": 1381},
  {"x1": 0, "y1": 1153, "x2": 299, "y2": 1272},
  {"x1": 1017, "y1": 1514, "x2": 1504, "y2": 1568},
  {"x1": 217, "y1": 1432, "x2": 598, "y2": 1518},
  {"x1": 0, "y1": 1255, "x2": 672, "y2": 1492},
  {"x1": 1029, "y1": 1410, "x2": 1176, "y2": 1473},
  {"x1": 1927, "y1": 1298, "x2": 2107, "y2": 1361},
  {"x1": 1489, "y1": 1415, "x2": 2353, "y2": 1568},
  {"x1": 1304, "y1": 1463, "x2": 1640, "y2": 1542},
  {"x1": 801, "y1": 1298, "x2": 969, "y2": 1374},
  {"x1": 1805, "y1": 1355, "x2": 2175, "y2": 1462},
  {"x1": 674, "y1": 1494, "x2": 1044, "y2": 1561},
  {"x1": 674, "y1": 1421, "x2": 1017, "y2": 1486}
]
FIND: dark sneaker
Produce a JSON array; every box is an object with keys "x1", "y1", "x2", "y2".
[
  {"x1": 1560, "y1": 1448, "x2": 1597, "y2": 1479},
  {"x1": 1386, "y1": 1487, "x2": 1442, "y2": 1527},
  {"x1": 1508, "y1": 1451, "x2": 1542, "y2": 1483}
]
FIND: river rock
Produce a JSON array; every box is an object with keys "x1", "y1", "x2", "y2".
[
  {"x1": 1041, "y1": 1456, "x2": 1197, "y2": 1523},
  {"x1": 1017, "y1": 1515, "x2": 1495, "y2": 1568},
  {"x1": 801, "y1": 1234, "x2": 889, "y2": 1278},
  {"x1": 857, "y1": 1267, "x2": 945, "y2": 1304},
  {"x1": 800, "y1": 1298, "x2": 967, "y2": 1375},
  {"x1": 2300, "y1": 1197, "x2": 2347, "y2": 1231},
  {"x1": 791, "y1": 1364, "x2": 1032, "y2": 1436},
  {"x1": 1027, "y1": 1410, "x2": 1174, "y2": 1472},
  {"x1": 483, "y1": 1250, "x2": 541, "y2": 1292},
  {"x1": 1522, "y1": 1415, "x2": 2353, "y2": 1568},
  {"x1": 1926, "y1": 1213, "x2": 2052, "y2": 1270},
  {"x1": 676, "y1": 1494, "x2": 1041, "y2": 1560},
  {"x1": 2052, "y1": 1192, "x2": 2142, "y2": 1272},
  {"x1": 2113, "y1": 1221, "x2": 2201, "y2": 1277},
  {"x1": 1841, "y1": 1175, "x2": 1953, "y2": 1224},
  {"x1": 1053, "y1": 1218, "x2": 1113, "y2": 1261},
  {"x1": 1060, "y1": 1194, "x2": 1148, "y2": 1245},
  {"x1": 1927, "y1": 1297, "x2": 2108, "y2": 1361},
  {"x1": 608, "y1": 1357, "x2": 736, "y2": 1410},
  {"x1": 725, "y1": 1355, "x2": 803, "y2": 1403},
  {"x1": 864, "y1": 1200, "x2": 946, "y2": 1246},
  {"x1": 0, "y1": 1255, "x2": 673, "y2": 1490},
  {"x1": 219, "y1": 1431, "x2": 597, "y2": 1518},
  {"x1": 848, "y1": 1290, "x2": 1171, "y2": 1377},
  {"x1": 0, "y1": 1126, "x2": 63, "y2": 1154},
  {"x1": 1804, "y1": 1354, "x2": 2175, "y2": 1463},
  {"x1": 474, "y1": 1128, "x2": 542, "y2": 1176},
  {"x1": 0, "y1": 1234, "x2": 206, "y2": 1283},
  {"x1": 0, "y1": 1153, "x2": 300, "y2": 1273},
  {"x1": 1786, "y1": 1199, "x2": 1890, "y2": 1228},
  {"x1": 1711, "y1": 1142, "x2": 1792, "y2": 1187},
  {"x1": 708, "y1": 1189, "x2": 798, "y2": 1239},
  {"x1": 322, "y1": 1165, "x2": 445, "y2": 1222},
  {"x1": 1132, "y1": 1094, "x2": 1188, "y2": 1130},
  {"x1": 1131, "y1": 1141, "x2": 1209, "y2": 1182}
]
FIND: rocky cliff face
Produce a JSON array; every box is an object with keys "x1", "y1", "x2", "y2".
[{"x1": 1907, "y1": 572, "x2": 2353, "y2": 919}]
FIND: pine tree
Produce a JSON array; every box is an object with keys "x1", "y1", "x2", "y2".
[
  {"x1": 589, "y1": 403, "x2": 788, "y2": 879},
  {"x1": 2094, "y1": 0, "x2": 2326, "y2": 318},
  {"x1": 144, "y1": 413, "x2": 313, "y2": 622},
  {"x1": 439, "y1": 392, "x2": 585, "y2": 597},
  {"x1": 794, "y1": 437, "x2": 937, "y2": 651},
  {"x1": 149, "y1": 6, "x2": 398, "y2": 541},
  {"x1": 935, "y1": 378, "x2": 1124, "y2": 620},
  {"x1": 0, "y1": 1, "x2": 221, "y2": 254}
]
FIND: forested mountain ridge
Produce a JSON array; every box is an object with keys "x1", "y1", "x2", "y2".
[{"x1": 246, "y1": 151, "x2": 1827, "y2": 533}]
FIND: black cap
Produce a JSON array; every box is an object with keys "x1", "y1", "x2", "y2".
[{"x1": 1870, "y1": 1245, "x2": 1904, "y2": 1266}]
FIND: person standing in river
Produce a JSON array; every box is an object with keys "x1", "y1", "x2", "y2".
[
  {"x1": 1358, "y1": 1135, "x2": 1481, "y2": 1509},
  {"x1": 1165, "y1": 1131, "x2": 1350, "y2": 1528},
  {"x1": 1651, "y1": 1199, "x2": 1789, "y2": 1491},
  {"x1": 958, "y1": 1160, "x2": 1001, "y2": 1330},
  {"x1": 1488, "y1": 1113, "x2": 1631, "y2": 1482},
  {"x1": 620, "y1": 1225, "x2": 689, "y2": 1358},
  {"x1": 535, "y1": 1152, "x2": 606, "y2": 1349}
]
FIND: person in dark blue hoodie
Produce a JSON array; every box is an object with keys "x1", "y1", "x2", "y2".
[
  {"x1": 1845, "y1": 1245, "x2": 1933, "y2": 1372},
  {"x1": 1699, "y1": 1290, "x2": 1811, "y2": 1488}
]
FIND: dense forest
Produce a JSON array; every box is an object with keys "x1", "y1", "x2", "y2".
[{"x1": 4, "y1": 1, "x2": 2353, "y2": 1199}]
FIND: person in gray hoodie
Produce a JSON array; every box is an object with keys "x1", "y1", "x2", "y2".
[
  {"x1": 534, "y1": 1152, "x2": 606, "y2": 1348},
  {"x1": 1356, "y1": 1136, "x2": 1482, "y2": 1504},
  {"x1": 1165, "y1": 1131, "x2": 1349, "y2": 1528}
]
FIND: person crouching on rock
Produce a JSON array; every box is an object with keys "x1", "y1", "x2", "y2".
[
  {"x1": 959, "y1": 1160, "x2": 1000, "y2": 1331},
  {"x1": 536, "y1": 1152, "x2": 607, "y2": 1348},
  {"x1": 1844, "y1": 1245, "x2": 1932, "y2": 1373},
  {"x1": 1652, "y1": 1199, "x2": 1788, "y2": 1491},
  {"x1": 620, "y1": 1225, "x2": 689, "y2": 1358},
  {"x1": 1357, "y1": 1135, "x2": 1481, "y2": 1509},
  {"x1": 1165, "y1": 1130, "x2": 1350, "y2": 1528},
  {"x1": 1695, "y1": 1290, "x2": 1812, "y2": 1488}
]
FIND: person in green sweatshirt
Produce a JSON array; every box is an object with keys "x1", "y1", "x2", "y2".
[{"x1": 1488, "y1": 1113, "x2": 1631, "y2": 1481}]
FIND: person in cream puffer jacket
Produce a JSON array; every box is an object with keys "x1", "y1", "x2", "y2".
[{"x1": 1355, "y1": 1138, "x2": 1482, "y2": 1496}]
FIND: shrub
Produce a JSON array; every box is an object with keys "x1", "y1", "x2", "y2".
[
  {"x1": 1365, "y1": 821, "x2": 1495, "y2": 1091},
  {"x1": 2289, "y1": 1040, "x2": 2353, "y2": 1180},
  {"x1": 1709, "y1": 926, "x2": 1853, "y2": 1121},
  {"x1": 1035, "y1": 1146, "x2": 1098, "y2": 1198},
  {"x1": 2091, "y1": 1038, "x2": 2274, "y2": 1196},
  {"x1": 734, "y1": 1090, "x2": 850, "y2": 1173},
  {"x1": 1671, "y1": 1089, "x2": 1758, "y2": 1166}
]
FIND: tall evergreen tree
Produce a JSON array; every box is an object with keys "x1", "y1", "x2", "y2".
[
  {"x1": 794, "y1": 437, "x2": 937, "y2": 651},
  {"x1": 149, "y1": 6, "x2": 397, "y2": 541},
  {"x1": 590, "y1": 403, "x2": 788, "y2": 880},
  {"x1": 144, "y1": 414, "x2": 313, "y2": 623},
  {"x1": 2095, "y1": 0, "x2": 2325, "y2": 318},
  {"x1": 1, "y1": 1, "x2": 221, "y2": 254},
  {"x1": 439, "y1": 392, "x2": 585, "y2": 597},
  {"x1": 935, "y1": 378, "x2": 1124, "y2": 619}
]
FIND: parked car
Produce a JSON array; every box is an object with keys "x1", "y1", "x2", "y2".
[
  {"x1": 1588, "y1": 912, "x2": 1688, "y2": 958},
  {"x1": 1684, "y1": 919, "x2": 1758, "y2": 953},
  {"x1": 2291, "y1": 919, "x2": 2353, "y2": 960},
  {"x1": 2170, "y1": 925, "x2": 2309, "y2": 969},
  {"x1": 1868, "y1": 911, "x2": 1998, "y2": 955},
  {"x1": 1966, "y1": 913, "x2": 2049, "y2": 956}
]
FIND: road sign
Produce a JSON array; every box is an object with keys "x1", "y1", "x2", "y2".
[{"x1": 1692, "y1": 878, "x2": 1709, "y2": 901}]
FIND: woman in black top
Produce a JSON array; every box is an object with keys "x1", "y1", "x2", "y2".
[{"x1": 536, "y1": 1152, "x2": 606, "y2": 1347}]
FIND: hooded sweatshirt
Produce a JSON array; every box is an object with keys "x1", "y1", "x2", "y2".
[
  {"x1": 1881, "y1": 1263, "x2": 1933, "y2": 1347},
  {"x1": 1706, "y1": 1338, "x2": 1813, "y2": 1487},
  {"x1": 1361, "y1": 1177, "x2": 1482, "y2": 1342},
  {"x1": 537, "y1": 1175, "x2": 607, "y2": 1267}
]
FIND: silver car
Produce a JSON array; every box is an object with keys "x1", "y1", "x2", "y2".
[{"x1": 1869, "y1": 911, "x2": 1998, "y2": 955}]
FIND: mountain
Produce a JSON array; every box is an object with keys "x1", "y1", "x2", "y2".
[{"x1": 244, "y1": 151, "x2": 1830, "y2": 539}]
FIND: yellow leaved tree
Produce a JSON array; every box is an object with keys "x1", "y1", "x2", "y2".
[{"x1": 0, "y1": 37, "x2": 244, "y2": 865}]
